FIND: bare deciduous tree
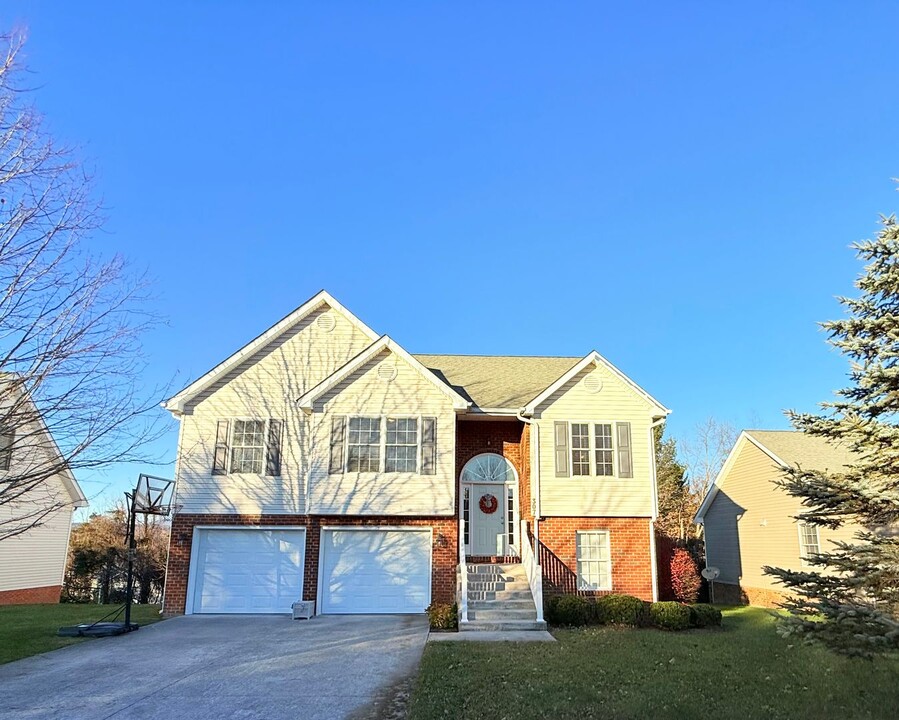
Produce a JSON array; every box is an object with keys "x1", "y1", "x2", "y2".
[
  {"x1": 0, "y1": 30, "x2": 167, "y2": 541},
  {"x1": 681, "y1": 416, "x2": 739, "y2": 499}
]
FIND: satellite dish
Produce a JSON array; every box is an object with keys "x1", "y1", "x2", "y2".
[{"x1": 701, "y1": 566, "x2": 720, "y2": 581}]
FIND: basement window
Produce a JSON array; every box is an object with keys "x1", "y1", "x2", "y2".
[{"x1": 576, "y1": 530, "x2": 612, "y2": 591}]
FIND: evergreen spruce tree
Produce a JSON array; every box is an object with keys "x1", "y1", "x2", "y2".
[
  {"x1": 764, "y1": 213, "x2": 899, "y2": 658},
  {"x1": 654, "y1": 426, "x2": 692, "y2": 540}
]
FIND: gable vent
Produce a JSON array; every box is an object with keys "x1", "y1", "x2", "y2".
[
  {"x1": 377, "y1": 362, "x2": 398, "y2": 382},
  {"x1": 583, "y1": 373, "x2": 602, "y2": 394},
  {"x1": 316, "y1": 313, "x2": 336, "y2": 333}
]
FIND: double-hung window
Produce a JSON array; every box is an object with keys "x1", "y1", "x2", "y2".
[
  {"x1": 799, "y1": 523, "x2": 820, "y2": 567},
  {"x1": 386, "y1": 418, "x2": 418, "y2": 472},
  {"x1": 347, "y1": 417, "x2": 381, "y2": 472},
  {"x1": 230, "y1": 420, "x2": 266, "y2": 474},
  {"x1": 571, "y1": 423, "x2": 591, "y2": 476},
  {"x1": 576, "y1": 531, "x2": 612, "y2": 591},
  {"x1": 594, "y1": 424, "x2": 614, "y2": 476}
]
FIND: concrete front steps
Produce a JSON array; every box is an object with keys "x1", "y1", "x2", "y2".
[{"x1": 460, "y1": 563, "x2": 546, "y2": 632}]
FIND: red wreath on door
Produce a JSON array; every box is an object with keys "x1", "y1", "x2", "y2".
[{"x1": 479, "y1": 493, "x2": 498, "y2": 514}]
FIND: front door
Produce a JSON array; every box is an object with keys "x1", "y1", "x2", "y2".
[{"x1": 470, "y1": 484, "x2": 506, "y2": 556}]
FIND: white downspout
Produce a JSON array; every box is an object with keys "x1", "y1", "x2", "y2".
[
  {"x1": 648, "y1": 416, "x2": 667, "y2": 602},
  {"x1": 516, "y1": 409, "x2": 540, "y2": 550}
]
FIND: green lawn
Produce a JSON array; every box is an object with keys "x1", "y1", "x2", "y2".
[
  {"x1": 0, "y1": 603, "x2": 163, "y2": 664},
  {"x1": 409, "y1": 607, "x2": 899, "y2": 720}
]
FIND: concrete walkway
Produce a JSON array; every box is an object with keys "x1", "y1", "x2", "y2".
[
  {"x1": 429, "y1": 630, "x2": 556, "y2": 642},
  {"x1": 0, "y1": 614, "x2": 429, "y2": 720}
]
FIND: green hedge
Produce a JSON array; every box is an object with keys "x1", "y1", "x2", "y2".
[
  {"x1": 595, "y1": 594, "x2": 651, "y2": 627},
  {"x1": 649, "y1": 601, "x2": 691, "y2": 631},
  {"x1": 545, "y1": 594, "x2": 722, "y2": 632},
  {"x1": 688, "y1": 603, "x2": 722, "y2": 628}
]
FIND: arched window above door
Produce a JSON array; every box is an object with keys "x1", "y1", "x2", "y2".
[{"x1": 460, "y1": 453, "x2": 517, "y2": 484}]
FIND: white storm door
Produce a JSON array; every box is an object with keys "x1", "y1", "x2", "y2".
[
  {"x1": 191, "y1": 528, "x2": 305, "y2": 614},
  {"x1": 470, "y1": 484, "x2": 506, "y2": 556},
  {"x1": 320, "y1": 529, "x2": 431, "y2": 614}
]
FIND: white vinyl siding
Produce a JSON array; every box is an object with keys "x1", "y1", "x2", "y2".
[
  {"x1": 174, "y1": 305, "x2": 373, "y2": 515},
  {"x1": 537, "y1": 363, "x2": 655, "y2": 517},
  {"x1": 576, "y1": 531, "x2": 612, "y2": 591},
  {"x1": 0, "y1": 473, "x2": 74, "y2": 593},
  {"x1": 308, "y1": 348, "x2": 456, "y2": 516}
]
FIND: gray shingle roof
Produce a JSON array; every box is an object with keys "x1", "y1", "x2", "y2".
[
  {"x1": 746, "y1": 430, "x2": 857, "y2": 472},
  {"x1": 413, "y1": 354, "x2": 582, "y2": 410}
]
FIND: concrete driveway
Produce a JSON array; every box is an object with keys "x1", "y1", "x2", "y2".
[{"x1": 0, "y1": 614, "x2": 429, "y2": 720}]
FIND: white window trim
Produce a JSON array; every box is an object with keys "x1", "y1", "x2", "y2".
[
  {"x1": 798, "y1": 522, "x2": 821, "y2": 568},
  {"x1": 569, "y1": 422, "x2": 617, "y2": 478},
  {"x1": 343, "y1": 415, "x2": 427, "y2": 474},
  {"x1": 576, "y1": 530, "x2": 613, "y2": 591}
]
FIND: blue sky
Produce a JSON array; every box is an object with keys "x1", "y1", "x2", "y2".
[{"x1": 3, "y1": 2, "x2": 897, "y2": 510}]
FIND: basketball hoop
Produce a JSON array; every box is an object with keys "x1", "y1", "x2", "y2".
[
  {"x1": 59, "y1": 473, "x2": 174, "y2": 639},
  {"x1": 133, "y1": 474, "x2": 175, "y2": 516}
]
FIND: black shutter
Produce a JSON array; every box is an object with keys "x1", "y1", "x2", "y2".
[
  {"x1": 554, "y1": 421, "x2": 569, "y2": 477},
  {"x1": 616, "y1": 422, "x2": 633, "y2": 478},
  {"x1": 329, "y1": 416, "x2": 347, "y2": 474},
  {"x1": 421, "y1": 417, "x2": 437, "y2": 475},
  {"x1": 212, "y1": 420, "x2": 230, "y2": 475},
  {"x1": 266, "y1": 419, "x2": 282, "y2": 476},
  {"x1": 0, "y1": 429, "x2": 13, "y2": 471}
]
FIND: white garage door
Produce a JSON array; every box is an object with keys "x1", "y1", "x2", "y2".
[
  {"x1": 320, "y1": 529, "x2": 431, "y2": 614},
  {"x1": 190, "y1": 528, "x2": 306, "y2": 614}
]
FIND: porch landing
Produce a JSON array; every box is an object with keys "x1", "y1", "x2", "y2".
[{"x1": 429, "y1": 630, "x2": 556, "y2": 643}]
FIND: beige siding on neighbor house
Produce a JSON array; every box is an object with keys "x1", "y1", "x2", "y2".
[
  {"x1": 175, "y1": 305, "x2": 373, "y2": 515},
  {"x1": 536, "y1": 362, "x2": 656, "y2": 517},
  {"x1": 0, "y1": 475, "x2": 74, "y2": 592},
  {"x1": 307, "y1": 348, "x2": 456, "y2": 516},
  {"x1": 703, "y1": 439, "x2": 859, "y2": 591}
]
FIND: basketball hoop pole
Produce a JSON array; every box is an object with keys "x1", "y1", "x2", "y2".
[{"x1": 123, "y1": 489, "x2": 138, "y2": 630}]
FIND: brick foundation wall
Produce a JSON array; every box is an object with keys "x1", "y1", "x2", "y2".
[
  {"x1": 538, "y1": 517, "x2": 654, "y2": 601},
  {"x1": 164, "y1": 513, "x2": 457, "y2": 615},
  {"x1": 0, "y1": 585, "x2": 61, "y2": 605}
]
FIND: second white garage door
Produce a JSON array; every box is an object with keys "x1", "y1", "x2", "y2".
[{"x1": 319, "y1": 528, "x2": 431, "y2": 614}]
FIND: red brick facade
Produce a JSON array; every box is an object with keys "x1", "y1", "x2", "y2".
[
  {"x1": 0, "y1": 584, "x2": 61, "y2": 605},
  {"x1": 163, "y1": 513, "x2": 457, "y2": 615},
  {"x1": 164, "y1": 417, "x2": 656, "y2": 614},
  {"x1": 537, "y1": 516, "x2": 654, "y2": 601}
]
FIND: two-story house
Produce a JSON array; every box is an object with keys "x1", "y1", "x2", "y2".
[{"x1": 162, "y1": 291, "x2": 669, "y2": 630}]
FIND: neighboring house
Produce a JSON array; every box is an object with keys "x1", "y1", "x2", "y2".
[
  {"x1": 162, "y1": 291, "x2": 669, "y2": 629},
  {"x1": 0, "y1": 387, "x2": 88, "y2": 605},
  {"x1": 695, "y1": 430, "x2": 857, "y2": 607}
]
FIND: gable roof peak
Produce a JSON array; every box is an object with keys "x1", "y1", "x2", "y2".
[{"x1": 163, "y1": 289, "x2": 378, "y2": 414}]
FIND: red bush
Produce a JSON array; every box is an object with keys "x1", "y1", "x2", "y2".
[{"x1": 670, "y1": 548, "x2": 701, "y2": 603}]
